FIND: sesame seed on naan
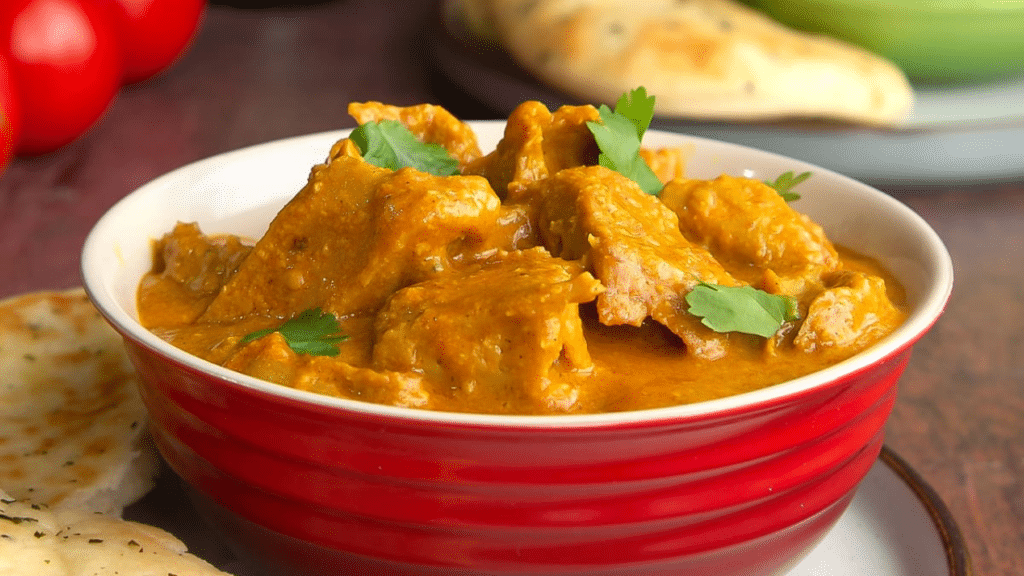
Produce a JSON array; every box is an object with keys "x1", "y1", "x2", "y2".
[{"x1": 0, "y1": 288, "x2": 159, "y2": 515}]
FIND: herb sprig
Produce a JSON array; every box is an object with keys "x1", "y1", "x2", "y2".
[
  {"x1": 765, "y1": 170, "x2": 811, "y2": 202},
  {"x1": 350, "y1": 120, "x2": 460, "y2": 176},
  {"x1": 587, "y1": 87, "x2": 663, "y2": 195},
  {"x1": 685, "y1": 283, "x2": 800, "y2": 338},
  {"x1": 241, "y1": 308, "x2": 349, "y2": 356}
]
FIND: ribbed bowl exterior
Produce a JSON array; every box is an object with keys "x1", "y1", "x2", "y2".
[{"x1": 124, "y1": 338, "x2": 909, "y2": 576}]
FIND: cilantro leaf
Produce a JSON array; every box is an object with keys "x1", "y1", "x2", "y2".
[
  {"x1": 241, "y1": 308, "x2": 349, "y2": 356},
  {"x1": 350, "y1": 120, "x2": 460, "y2": 176},
  {"x1": 586, "y1": 88, "x2": 663, "y2": 195},
  {"x1": 765, "y1": 170, "x2": 811, "y2": 202},
  {"x1": 613, "y1": 86, "x2": 655, "y2": 141},
  {"x1": 685, "y1": 283, "x2": 800, "y2": 338}
]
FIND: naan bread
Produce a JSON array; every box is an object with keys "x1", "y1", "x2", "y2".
[
  {"x1": 0, "y1": 490, "x2": 232, "y2": 576},
  {"x1": 486, "y1": 0, "x2": 914, "y2": 127},
  {"x1": 0, "y1": 288, "x2": 159, "y2": 515}
]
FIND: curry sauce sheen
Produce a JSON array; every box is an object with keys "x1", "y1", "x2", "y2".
[{"x1": 138, "y1": 100, "x2": 907, "y2": 415}]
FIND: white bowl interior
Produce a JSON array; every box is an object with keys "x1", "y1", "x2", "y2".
[{"x1": 82, "y1": 122, "x2": 953, "y2": 427}]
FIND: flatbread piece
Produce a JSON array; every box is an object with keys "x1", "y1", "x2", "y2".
[
  {"x1": 0, "y1": 288, "x2": 159, "y2": 515},
  {"x1": 486, "y1": 0, "x2": 914, "y2": 126},
  {"x1": 0, "y1": 489, "x2": 232, "y2": 576}
]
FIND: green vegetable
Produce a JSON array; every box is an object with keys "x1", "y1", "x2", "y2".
[
  {"x1": 350, "y1": 119, "x2": 460, "y2": 176},
  {"x1": 685, "y1": 283, "x2": 800, "y2": 338},
  {"x1": 240, "y1": 308, "x2": 349, "y2": 356},
  {"x1": 587, "y1": 87, "x2": 663, "y2": 195},
  {"x1": 612, "y1": 86, "x2": 655, "y2": 141},
  {"x1": 765, "y1": 170, "x2": 811, "y2": 202}
]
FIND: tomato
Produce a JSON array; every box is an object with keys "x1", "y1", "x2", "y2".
[
  {"x1": 102, "y1": 0, "x2": 205, "y2": 84},
  {"x1": 0, "y1": 53, "x2": 18, "y2": 172},
  {"x1": 0, "y1": 0, "x2": 123, "y2": 155}
]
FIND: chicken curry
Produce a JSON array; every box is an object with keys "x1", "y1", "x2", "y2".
[{"x1": 137, "y1": 98, "x2": 907, "y2": 415}]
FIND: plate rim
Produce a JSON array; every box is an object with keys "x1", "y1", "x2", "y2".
[{"x1": 876, "y1": 446, "x2": 974, "y2": 576}]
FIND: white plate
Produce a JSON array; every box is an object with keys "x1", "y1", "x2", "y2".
[
  {"x1": 788, "y1": 447, "x2": 968, "y2": 576},
  {"x1": 124, "y1": 447, "x2": 968, "y2": 575},
  {"x1": 427, "y1": 11, "x2": 1024, "y2": 188}
]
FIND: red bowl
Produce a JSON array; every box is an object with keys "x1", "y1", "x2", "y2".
[{"x1": 82, "y1": 123, "x2": 953, "y2": 576}]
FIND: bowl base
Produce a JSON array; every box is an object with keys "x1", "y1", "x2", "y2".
[{"x1": 186, "y1": 484, "x2": 851, "y2": 576}]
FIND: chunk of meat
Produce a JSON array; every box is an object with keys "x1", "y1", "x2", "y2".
[
  {"x1": 461, "y1": 99, "x2": 678, "y2": 201},
  {"x1": 326, "y1": 137, "x2": 363, "y2": 162},
  {"x1": 476, "y1": 203, "x2": 542, "y2": 255},
  {"x1": 342, "y1": 168, "x2": 503, "y2": 309},
  {"x1": 222, "y1": 330, "x2": 299, "y2": 386},
  {"x1": 296, "y1": 358, "x2": 431, "y2": 409},
  {"x1": 539, "y1": 165, "x2": 738, "y2": 359},
  {"x1": 222, "y1": 331, "x2": 430, "y2": 409},
  {"x1": 794, "y1": 271, "x2": 904, "y2": 352},
  {"x1": 640, "y1": 146, "x2": 688, "y2": 183},
  {"x1": 138, "y1": 222, "x2": 251, "y2": 326},
  {"x1": 347, "y1": 101, "x2": 482, "y2": 168},
  {"x1": 464, "y1": 101, "x2": 600, "y2": 201},
  {"x1": 371, "y1": 248, "x2": 604, "y2": 413},
  {"x1": 201, "y1": 156, "x2": 502, "y2": 322},
  {"x1": 659, "y1": 175, "x2": 840, "y2": 296}
]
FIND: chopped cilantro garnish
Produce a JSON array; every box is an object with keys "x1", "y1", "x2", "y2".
[
  {"x1": 587, "y1": 87, "x2": 663, "y2": 195},
  {"x1": 765, "y1": 170, "x2": 811, "y2": 202},
  {"x1": 241, "y1": 308, "x2": 348, "y2": 356},
  {"x1": 685, "y1": 283, "x2": 800, "y2": 338},
  {"x1": 350, "y1": 120, "x2": 460, "y2": 176}
]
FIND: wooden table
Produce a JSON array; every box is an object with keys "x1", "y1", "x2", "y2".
[{"x1": 1, "y1": 1, "x2": 1020, "y2": 574}]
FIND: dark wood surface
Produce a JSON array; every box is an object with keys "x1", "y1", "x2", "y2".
[{"x1": 1, "y1": 1, "x2": 1021, "y2": 574}]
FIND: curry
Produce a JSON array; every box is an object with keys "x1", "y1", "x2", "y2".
[{"x1": 137, "y1": 99, "x2": 906, "y2": 415}]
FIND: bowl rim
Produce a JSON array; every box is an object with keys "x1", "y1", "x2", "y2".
[{"x1": 81, "y1": 123, "x2": 954, "y2": 429}]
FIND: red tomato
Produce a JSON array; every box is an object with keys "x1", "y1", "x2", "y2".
[
  {"x1": 1, "y1": 0, "x2": 123, "y2": 155},
  {"x1": 103, "y1": 0, "x2": 205, "y2": 84},
  {"x1": 0, "y1": 53, "x2": 18, "y2": 172}
]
